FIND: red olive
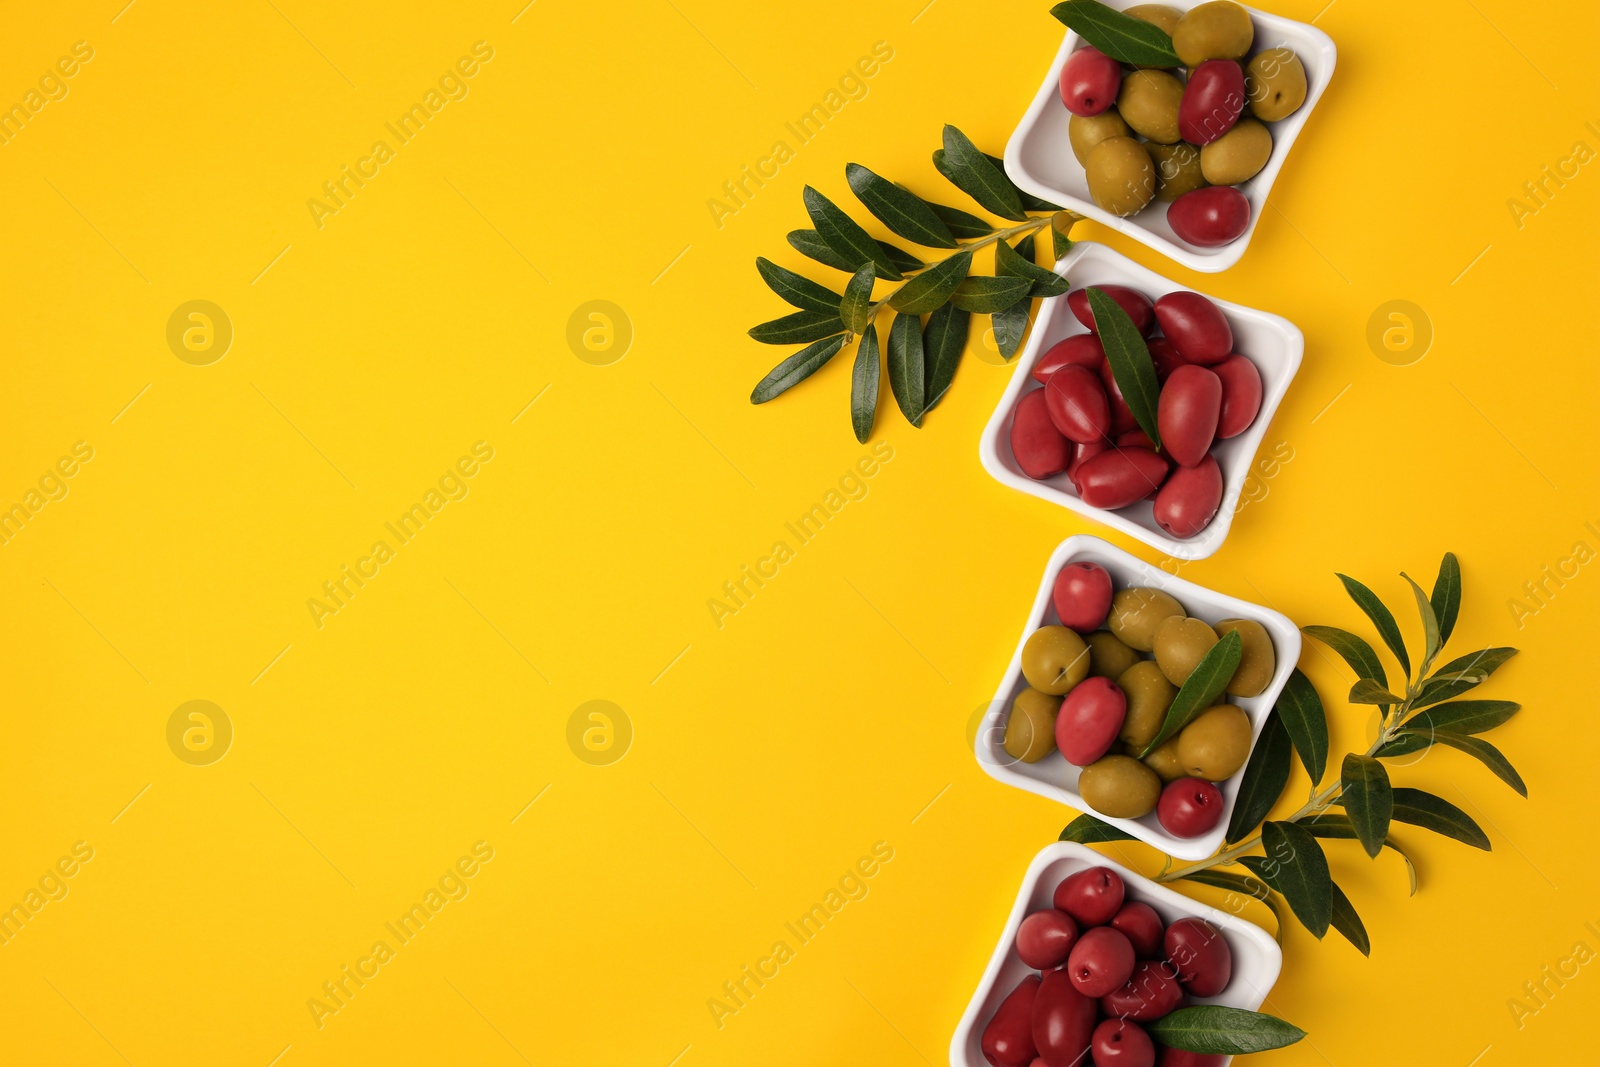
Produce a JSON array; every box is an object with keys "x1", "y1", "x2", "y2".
[
  {"x1": 1153, "y1": 293, "x2": 1233, "y2": 366},
  {"x1": 1163, "y1": 918, "x2": 1233, "y2": 997},
  {"x1": 1031, "y1": 969, "x2": 1097, "y2": 1067},
  {"x1": 1092, "y1": 1018, "x2": 1156, "y2": 1067},
  {"x1": 1167, "y1": 187, "x2": 1250, "y2": 248},
  {"x1": 1158, "y1": 1050, "x2": 1225, "y2": 1067},
  {"x1": 1068, "y1": 438, "x2": 1111, "y2": 484},
  {"x1": 1110, "y1": 902, "x2": 1165, "y2": 959},
  {"x1": 1045, "y1": 365, "x2": 1113, "y2": 444},
  {"x1": 1060, "y1": 46, "x2": 1123, "y2": 117},
  {"x1": 1067, "y1": 285, "x2": 1154, "y2": 336},
  {"x1": 1017, "y1": 908, "x2": 1080, "y2": 969},
  {"x1": 1098, "y1": 360, "x2": 1140, "y2": 435},
  {"x1": 1214, "y1": 354, "x2": 1262, "y2": 438},
  {"x1": 1178, "y1": 59, "x2": 1245, "y2": 145},
  {"x1": 982, "y1": 974, "x2": 1040, "y2": 1067},
  {"x1": 1100, "y1": 959, "x2": 1184, "y2": 1021},
  {"x1": 1066, "y1": 926, "x2": 1136, "y2": 997},
  {"x1": 1053, "y1": 865, "x2": 1126, "y2": 927},
  {"x1": 1157, "y1": 365, "x2": 1222, "y2": 467},
  {"x1": 1055, "y1": 676, "x2": 1127, "y2": 765},
  {"x1": 1075, "y1": 448, "x2": 1169, "y2": 510},
  {"x1": 1011, "y1": 389, "x2": 1071, "y2": 479},
  {"x1": 1157, "y1": 778, "x2": 1225, "y2": 837},
  {"x1": 1033, "y1": 334, "x2": 1106, "y2": 383},
  {"x1": 1147, "y1": 337, "x2": 1184, "y2": 382},
  {"x1": 1153, "y1": 454, "x2": 1223, "y2": 539},
  {"x1": 1116, "y1": 428, "x2": 1158, "y2": 452},
  {"x1": 1053, "y1": 561, "x2": 1114, "y2": 633}
]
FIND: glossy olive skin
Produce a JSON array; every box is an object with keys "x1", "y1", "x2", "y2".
[
  {"x1": 1167, "y1": 185, "x2": 1250, "y2": 247},
  {"x1": 1116, "y1": 661, "x2": 1176, "y2": 751},
  {"x1": 1067, "y1": 926, "x2": 1137, "y2": 997},
  {"x1": 1147, "y1": 337, "x2": 1185, "y2": 381},
  {"x1": 1068, "y1": 438, "x2": 1112, "y2": 484},
  {"x1": 1213, "y1": 354, "x2": 1262, "y2": 438},
  {"x1": 1056, "y1": 676, "x2": 1128, "y2": 765},
  {"x1": 1214, "y1": 618, "x2": 1276, "y2": 696},
  {"x1": 1087, "y1": 631, "x2": 1142, "y2": 681},
  {"x1": 1032, "y1": 969, "x2": 1098, "y2": 1067},
  {"x1": 1154, "y1": 454, "x2": 1224, "y2": 539},
  {"x1": 1061, "y1": 46, "x2": 1124, "y2": 116},
  {"x1": 1046, "y1": 365, "x2": 1113, "y2": 444},
  {"x1": 1022, "y1": 625, "x2": 1092, "y2": 694},
  {"x1": 1070, "y1": 109, "x2": 1134, "y2": 165},
  {"x1": 1054, "y1": 561, "x2": 1115, "y2": 632},
  {"x1": 1079, "y1": 754, "x2": 1161, "y2": 818},
  {"x1": 1125, "y1": 2, "x2": 1182, "y2": 36},
  {"x1": 1145, "y1": 141, "x2": 1207, "y2": 202},
  {"x1": 1153, "y1": 615, "x2": 1220, "y2": 685},
  {"x1": 1153, "y1": 292, "x2": 1233, "y2": 366},
  {"x1": 1004, "y1": 688, "x2": 1061, "y2": 763},
  {"x1": 1096, "y1": 360, "x2": 1141, "y2": 436},
  {"x1": 1101, "y1": 959, "x2": 1184, "y2": 1021},
  {"x1": 1200, "y1": 117, "x2": 1270, "y2": 184},
  {"x1": 1157, "y1": 777, "x2": 1224, "y2": 837},
  {"x1": 1116, "y1": 428, "x2": 1158, "y2": 452},
  {"x1": 1017, "y1": 908, "x2": 1079, "y2": 969},
  {"x1": 1142, "y1": 737, "x2": 1185, "y2": 781},
  {"x1": 1093, "y1": 1018, "x2": 1156, "y2": 1067},
  {"x1": 1011, "y1": 389, "x2": 1071, "y2": 479},
  {"x1": 1068, "y1": 285, "x2": 1155, "y2": 335},
  {"x1": 1177, "y1": 703, "x2": 1251, "y2": 779},
  {"x1": 1179, "y1": 60, "x2": 1246, "y2": 145},
  {"x1": 1159, "y1": 1049, "x2": 1225, "y2": 1067},
  {"x1": 1117, "y1": 70, "x2": 1185, "y2": 144},
  {"x1": 1172, "y1": 0, "x2": 1254, "y2": 66},
  {"x1": 1157, "y1": 365, "x2": 1222, "y2": 468},
  {"x1": 982, "y1": 974, "x2": 1041, "y2": 1067},
  {"x1": 1032, "y1": 333, "x2": 1105, "y2": 383},
  {"x1": 1054, "y1": 865, "x2": 1126, "y2": 926},
  {"x1": 1163, "y1": 917, "x2": 1233, "y2": 997},
  {"x1": 1110, "y1": 901, "x2": 1166, "y2": 959},
  {"x1": 1246, "y1": 47, "x2": 1307, "y2": 121},
  {"x1": 1086, "y1": 136, "x2": 1157, "y2": 216},
  {"x1": 1075, "y1": 448, "x2": 1168, "y2": 510},
  {"x1": 1108, "y1": 587, "x2": 1184, "y2": 652}
]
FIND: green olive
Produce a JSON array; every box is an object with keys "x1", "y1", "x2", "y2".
[
  {"x1": 1069, "y1": 109, "x2": 1133, "y2": 166},
  {"x1": 1087, "y1": 631, "x2": 1142, "y2": 681},
  {"x1": 1004, "y1": 688, "x2": 1061, "y2": 763},
  {"x1": 1143, "y1": 736, "x2": 1185, "y2": 781},
  {"x1": 1177, "y1": 703, "x2": 1252, "y2": 780},
  {"x1": 1153, "y1": 616, "x2": 1220, "y2": 685},
  {"x1": 1085, "y1": 136, "x2": 1156, "y2": 217},
  {"x1": 1117, "y1": 661, "x2": 1176, "y2": 751},
  {"x1": 1200, "y1": 118, "x2": 1271, "y2": 185},
  {"x1": 1214, "y1": 618, "x2": 1276, "y2": 697},
  {"x1": 1021, "y1": 625, "x2": 1091, "y2": 695},
  {"x1": 1172, "y1": 0, "x2": 1254, "y2": 66},
  {"x1": 1079, "y1": 754, "x2": 1161, "y2": 819},
  {"x1": 1107, "y1": 587, "x2": 1185, "y2": 652},
  {"x1": 1124, "y1": 3, "x2": 1182, "y2": 36},
  {"x1": 1245, "y1": 47, "x2": 1307, "y2": 121},
  {"x1": 1116, "y1": 70, "x2": 1185, "y2": 145},
  {"x1": 1145, "y1": 141, "x2": 1207, "y2": 202}
]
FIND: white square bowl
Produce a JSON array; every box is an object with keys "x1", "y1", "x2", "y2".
[
  {"x1": 1004, "y1": 0, "x2": 1336, "y2": 273},
  {"x1": 977, "y1": 241, "x2": 1302, "y2": 561},
  {"x1": 949, "y1": 842, "x2": 1282, "y2": 1067},
  {"x1": 975, "y1": 535, "x2": 1301, "y2": 861}
]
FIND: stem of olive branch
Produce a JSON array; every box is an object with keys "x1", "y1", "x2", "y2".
[{"x1": 864, "y1": 214, "x2": 1058, "y2": 317}]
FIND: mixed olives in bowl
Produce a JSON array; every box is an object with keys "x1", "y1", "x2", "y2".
[{"x1": 974, "y1": 535, "x2": 1300, "y2": 861}]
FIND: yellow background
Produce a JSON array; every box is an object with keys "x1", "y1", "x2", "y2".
[{"x1": 1, "y1": 0, "x2": 1596, "y2": 1063}]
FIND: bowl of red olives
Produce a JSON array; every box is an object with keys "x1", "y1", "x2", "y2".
[
  {"x1": 977, "y1": 241, "x2": 1301, "y2": 561},
  {"x1": 1003, "y1": 0, "x2": 1336, "y2": 272},
  {"x1": 950, "y1": 844, "x2": 1282, "y2": 1067}
]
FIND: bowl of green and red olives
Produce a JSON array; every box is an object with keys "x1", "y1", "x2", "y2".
[
  {"x1": 1004, "y1": 0, "x2": 1335, "y2": 272},
  {"x1": 974, "y1": 535, "x2": 1300, "y2": 860},
  {"x1": 951, "y1": 844, "x2": 1282, "y2": 1067}
]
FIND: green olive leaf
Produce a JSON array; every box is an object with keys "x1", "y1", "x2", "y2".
[
  {"x1": 1397, "y1": 730, "x2": 1527, "y2": 796},
  {"x1": 1401, "y1": 571, "x2": 1442, "y2": 667},
  {"x1": 887, "y1": 312, "x2": 925, "y2": 428},
  {"x1": 1174, "y1": 869, "x2": 1285, "y2": 942},
  {"x1": 1145, "y1": 1006, "x2": 1307, "y2": 1056},
  {"x1": 1329, "y1": 881, "x2": 1371, "y2": 956},
  {"x1": 924, "y1": 198, "x2": 994, "y2": 239},
  {"x1": 920, "y1": 303, "x2": 970, "y2": 415},
  {"x1": 1052, "y1": 223, "x2": 1074, "y2": 261},
  {"x1": 846, "y1": 163, "x2": 958, "y2": 248},
  {"x1": 1433, "y1": 646, "x2": 1517, "y2": 681},
  {"x1": 1300, "y1": 814, "x2": 1418, "y2": 895},
  {"x1": 803, "y1": 185, "x2": 903, "y2": 281},
  {"x1": 1015, "y1": 233, "x2": 1037, "y2": 263},
  {"x1": 755, "y1": 256, "x2": 842, "y2": 312},
  {"x1": 749, "y1": 309, "x2": 851, "y2": 346},
  {"x1": 1087, "y1": 286, "x2": 1161, "y2": 446},
  {"x1": 949, "y1": 276, "x2": 1031, "y2": 314},
  {"x1": 1274, "y1": 668, "x2": 1329, "y2": 785},
  {"x1": 1404, "y1": 699, "x2": 1521, "y2": 736},
  {"x1": 1339, "y1": 754, "x2": 1392, "y2": 859},
  {"x1": 787, "y1": 228, "x2": 857, "y2": 272},
  {"x1": 993, "y1": 300, "x2": 1031, "y2": 360},
  {"x1": 1136, "y1": 630, "x2": 1241, "y2": 757},
  {"x1": 750, "y1": 333, "x2": 848, "y2": 404},
  {"x1": 1049, "y1": 0, "x2": 1182, "y2": 67},
  {"x1": 1385, "y1": 787, "x2": 1490, "y2": 850},
  {"x1": 840, "y1": 263, "x2": 875, "y2": 334},
  {"x1": 981, "y1": 151, "x2": 1062, "y2": 212},
  {"x1": 1411, "y1": 669, "x2": 1488, "y2": 708},
  {"x1": 1059, "y1": 813, "x2": 1135, "y2": 843},
  {"x1": 995, "y1": 236, "x2": 1072, "y2": 298},
  {"x1": 934, "y1": 126, "x2": 1026, "y2": 221},
  {"x1": 1301, "y1": 626, "x2": 1389, "y2": 692},
  {"x1": 879, "y1": 239, "x2": 926, "y2": 275},
  {"x1": 1348, "y1": 678, "x2": 1406, "y2": 706},
  {"x1": 1430, "y1": 551, "x2": 1462, "y2": 645},
  {"x1": 1226, "y1": 712, "x2": 1291, "y2": 844},
  {"x1": 1336, "y1": 573, "x2": 1412, "y2": 679},
  {"x1": 850, "y1": 324, "x2": 880, "y2": 444},
  {"x1": 889, "y1": 250, "x2": 972, "y2": 315},
  {"x1": 1248, "y1": 822, "x2": 1332, "y2": 938}
]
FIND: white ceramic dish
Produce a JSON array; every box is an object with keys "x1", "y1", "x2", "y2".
[
  {"x1": 949, "y1": 841, "x2": 1282, "y2": 1067},
  {"x1": 975, "y1": 535, "x2": 1300, "y2": 861},
  {"x1": 1004, "y1": 0, "x2": 1336, "y2": 273},
  {"x1": 977, "y1": 241, "x2": 1301, "y2": 561}
]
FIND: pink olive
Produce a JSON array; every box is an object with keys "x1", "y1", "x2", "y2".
[
  {"x1": 1167, "y1": 187, "x2": 1251, "y2": 247},
  {"x1": 1157, "y1": 365, "x2": 1222, "y2": 468},
  {"x1": 1011, "y1": 389, "x2": 1071, "y2": 479},
  {"x1": 1074, "y1": 448, "x2": 1169, "y2": 509},
  {"x1": 1100, "y1": 959, "x2": 1184, "y2": 1021},
  {"x1": 1116, "y1": 428, "x2": 1158, "y2": 452},
  {"x1": 1060, "y1": 46, "x2": 1123, "y2": 117},
  {"x1": 1046, "y1": 365, "x2": 1113, "y2": 444},
  {"x1": 1178, "y1": 59, "x2": 1245, "y2": 145},
  {"x1": 1068, "y1": 438, "x2": 1111, "y2": 484},
  {"x1": 1153, "y1": 455, "x2": 1223, "y2": 539},
  {"x1": 1055, "y1": 676, "x2": 1127, "y2": 765},
  {"x1": 1163, "y1": 918, "x2": 1233, "y2": 997},
  {"x1": 1053, "y1": 561, "x2": 1114, "y2": 633},
  {"x1": 1214, "y1": 354, "x2": 1262, "y2": 438},
  {"x1": 981, "y1": 974, "x2": 1040, "y2": 1067},
  {"x1": 1017, "y1": 908, "x2": 1080, "y2": 969},
  {"x1": 1153, "y1": 293, "x2": 1233, "y2": 366},
  {"x1": 1067, "y1": 926, "x2": 1136, "y2": 998},
  {"x1": 1053, "y1": 865, "x2": 1126, "y2": 927},
  {"x1": 1067, "y1": 286, "x2": 1154, "y2": 336},
  {"x1": 1031, "y1": 969, "x2": 1097, "y2": 1067},
  {"x1": 1110, "y1": 902, "x2": 1166, "y2": 959},
  {"x1": 1157, "y1": 778, "x2": 1225, "y2": 838},
  {"x1": 1032, "y1": 334, "x2": 1106, "y2": 383},
  {"x1": 1098, "y1": 359, "x2": 1140, "y2": 435},
  {"x1": 1092, "y1": 1018, "x2": 1156, "y2": 1067},
  {"x1": 1159, "y1": 1051, "x2": 1225, "y2": 1067}
]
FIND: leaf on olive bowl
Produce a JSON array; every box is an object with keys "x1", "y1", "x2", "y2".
[
  {"x1": 1145, "y1": 1006, "x2": 1307, "y2": 1055},
  {"x1": 1136, "y1": 631, "x2": 1240, "y2": 757},
  {"x1": 1049, "y1": 0, "x2": 1182, "y2": 68}
]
